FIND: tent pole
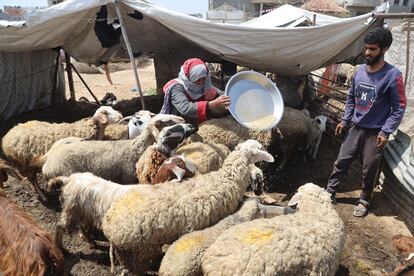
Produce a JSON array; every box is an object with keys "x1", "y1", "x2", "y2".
[
  {"x1": 406, "y1": 18, "x2": 411, "y2": 93},
  {"x1": 312, "y1": 14, "x2": 316, "y2": 26},
  {"x1": 64, "y1": 52, "x2": 76, "y2": 101},
  {"x1": 51, "y1": 51, "x2": 60, "y2": 105},
  {"x1": 114, "y1": 0, "x2": 146, "y2": 110},
  {"x1": 71, "y1": 64, "x2": 101, "y2": 105}
]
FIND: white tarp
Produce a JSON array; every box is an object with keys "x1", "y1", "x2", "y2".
[
  {"x1": 241, "y1": 4, "x2": 342, "y2": 28},
  {"x1": 0, "y1": 0, "x2": 386, "y2": 76}
]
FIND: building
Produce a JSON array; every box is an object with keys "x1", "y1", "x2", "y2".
[
  {"x1": 389, "y1": 0, "x2": 414, "y2": 13},
  {"x1": 206, "y1": 3, "x2": 247, "y2": 23},
  {"x1": 301, "y1": 0, "x2": 349, "y2": 16},
  {"x1": 2, "y1": 6, "x2": 25, "y2": 20}
]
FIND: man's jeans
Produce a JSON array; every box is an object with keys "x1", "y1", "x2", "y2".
[{"x1": 326, "y1": 124, "x2": 384, "y2": 207}]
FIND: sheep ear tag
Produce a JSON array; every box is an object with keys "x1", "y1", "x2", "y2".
[{"x1": 288, "y1": 193, "x2": 301, "y2": 207}]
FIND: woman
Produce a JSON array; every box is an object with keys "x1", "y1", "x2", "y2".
[{"x1": 160, "y1": 58, "x2": 231, "y2": 125}]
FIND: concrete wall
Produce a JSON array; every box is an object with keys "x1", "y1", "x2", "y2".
[{"x1": 389, "y1": 0, "x2": 414, "y2": 12}]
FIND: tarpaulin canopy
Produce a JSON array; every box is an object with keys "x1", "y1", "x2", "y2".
[{"x1": 0, "y1": 0, "x2": 387, "y2": 76}]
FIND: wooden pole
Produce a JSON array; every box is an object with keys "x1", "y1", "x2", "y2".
[
  {"x1": 114, "y1": 0, "x2": 146, "y2": 110},
  {"x1": 71, "y1": 64, "x2": 101, "y2": 105},
  {"x1": 373, "y1": 13, "x2": 414, "y2": 19},
  {"x1": 406, "y1": 18, "x2": 411, "y2": 93},
  {"x1": 64, "y1": 52, "x2": 76, "y2": 101},
  {"x1": 51, "y1": 51, "x2": 60, "y2": 105}
]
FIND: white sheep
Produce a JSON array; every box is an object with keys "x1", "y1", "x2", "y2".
[
  {"x1": 41, "y1": 114, "x2": 185, "y2": 184},
  {"x1": 102, "y1": 139, "x2": 274, "y2": 274},
  {"x1": 1, "y1": 106, "x2": 123, "y2": 200},
  {"x1": 201, "y1": 183, "x2": 345, "y2": 276},
  {"x1": 159, "y1": 197, "x2": 292, "y2": 276},
  {"x1": 104, "y1": 110, "x2": 154, "y2": 140}
]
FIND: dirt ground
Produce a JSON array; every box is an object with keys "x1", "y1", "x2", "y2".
[{"x1": 1, "y1": 62, "x2": 412, "y2": 275}]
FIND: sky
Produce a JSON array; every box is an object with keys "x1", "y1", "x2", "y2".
[{"x1": 0, "y1": 0, "x2": 208, "y2": 13}]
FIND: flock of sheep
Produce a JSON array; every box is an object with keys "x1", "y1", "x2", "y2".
[{"x1": 0, "y1": 103, "x2": 411, "y2": 275}]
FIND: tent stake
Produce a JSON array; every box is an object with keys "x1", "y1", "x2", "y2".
[
  {"x1": 114, "y1": 0, "x2": 146, "y2": 110},
  {"x1": 65, "y1": 52, "x2": 76, "y2": 101},
  {"x1": 70, "y1": 64, "x2": 101, "y2": 105}
]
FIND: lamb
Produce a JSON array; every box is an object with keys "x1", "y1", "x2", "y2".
[
  {"x1": 159, "y1": 197, "x2": 292, "y2": 276},
  {"x1": 0, "y1": 158, "x2": 24, "y2": 188},
  {"x1": 151, "y1": 155, "x2": 196, "y2": 184},
  {"x1": 201, "y1": 183, "x2": 345, "y2": 276},
  {"x1": 135, "y1": 123, "x2": 196, "y2": 184},
  {"x1": 102, "y1": 139, "x2": 274, "y2": 274},
  {"x1": 1, "y1": 106, "x2": 123, "y2": 200},
  {"x1": 41, "y1": 114, "x2": 185, "y2": 184},
  {"x1": 0, "y1": 188, "x2": 64, "y2": 276}
]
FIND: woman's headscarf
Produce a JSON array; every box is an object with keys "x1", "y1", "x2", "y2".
[{"x1": 160, "y1": 58, "x2": 217, "y2": 114}]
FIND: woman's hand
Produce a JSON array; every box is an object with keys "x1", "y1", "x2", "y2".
[{"x1": 208, "y1": 95, "x2": 231, "y2": 110}]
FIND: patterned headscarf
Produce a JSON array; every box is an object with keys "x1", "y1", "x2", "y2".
[{"x1": 160, "y1": 58, "x2": 217, "y2": 114}]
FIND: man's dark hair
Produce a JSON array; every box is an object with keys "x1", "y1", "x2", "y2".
[{"x1": 364, "y1": 28, "x2": 393, "y2": 49}]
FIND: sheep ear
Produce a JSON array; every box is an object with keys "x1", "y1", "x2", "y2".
[
  {"x1": 170, "y1": 165, "x2": 186, "y2": 182},
  {"x1": 250, "y1": 150, "x2": 274, "y2": 163},
  {"x1": 288, "y1": 193, "x2": 301, "y2": 207},
  {"x1": 97, "y1": 112, "x2": 108, "y2": 125}
]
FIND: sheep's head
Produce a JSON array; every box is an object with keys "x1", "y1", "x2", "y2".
[
  {"x1": 157, "y1": 124, "x2": 197, "y2": 155},
  {"x1": 235, "y1": 139, "x2": 274, "y2": 164},
  {"x1": 392, "y1": 235, "x2": 414, "y2": 260},
  {"x1": 152, "y1": 155, "x2": 195, "y2": 184},
  {"x1": 127, "y1": 110, "x2": 154, "y2": 139},
  {"x1": 313, "y1": 115, "x2": 328, "y2": 133},
  {"x1": 93, "y1": 106, "x2": 123, "y2": 126},
  {"x1": 149, "y1": 114, "x2": 186, "y2": 140},
  {"x1": 288, "y1": 183, "x2": 332, "y2": 209}
]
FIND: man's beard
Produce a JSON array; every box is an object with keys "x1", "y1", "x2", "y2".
[{"x1": 365, "y1": 52, "x2": 383, "y2": 65}]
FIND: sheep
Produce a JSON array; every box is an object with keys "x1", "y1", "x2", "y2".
[
  {"x1": 0, "y1": 158, "x2": 24, "y2": 188},
  {"x1": 102, "y1": 139, "x2": 275, "y2": 274},
  {"x1": 190, "y1": 107, "x2": 327, "y2": 170},
  {"x1": 0, "y1": 187, "x2": 64, "y2": 276},
  {"x1": 175, "y1": 142, "x2": 264, "y2": 194},
  {"x1": 389, "y1": 235, "x2": 414, "y2": 276},
  {"x1": 1, "y1": 106, "x2": 123, "y2": 201},
  {"x1": 201, "y1": 183, "x2": 345, "y2": 276},
  {"x1": 41, "y1": 114, "x2": 185, "y2": 184},
  {"x1": 135, "y1": 123, "x2": 196, "y2": 184},
  {"x1": 175, "y1": 142, "x2": 230, "y2": 174},
  {"x1": 159, "y1": 197, "x2": 293, "y2": 276},
  {"x1": 104, "y1": 110, "x2": 154, "y2": 140},
  {"x1": 151, "y1": 155, "x2": 196, "y2": 184}
]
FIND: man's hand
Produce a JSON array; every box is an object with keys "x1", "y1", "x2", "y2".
[
  {"x1": 208, "y1": 95, "x2": 231, "y2": 110},
  {"x1": 377, "y1": 135, "x2": 388, "y2": 149},
  {"x1": 335, "y1": 122, "x2": 346, "y2": 136}
]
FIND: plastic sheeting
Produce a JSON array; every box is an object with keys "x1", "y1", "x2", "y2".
[
  {"x1": 0, "y1": 0, "x2": 386, "y2": 76},
  {"x1": 0, "y1": 50, "x2": 65, "y2": 120},
  {"x1": 241, "y1": 4, "x2": 342, "y2": 27}
]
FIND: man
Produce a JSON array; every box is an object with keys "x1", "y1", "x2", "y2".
[{"x1": 326, "y1": 27, "x2": 406, "y2": 217}]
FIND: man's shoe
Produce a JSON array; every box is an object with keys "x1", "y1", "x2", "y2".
[
  {"x1": 325, "y1": 189, "x2": 337, "y2": 205},
  {"x1": 353, "y1": 203, "x2": 368, "y2": 217}
]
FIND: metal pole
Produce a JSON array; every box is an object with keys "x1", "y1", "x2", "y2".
[
  {"x1": 312, "y1": 14, "x2": 316, "y2": 26},
  {"x1": 406, "y1": 18, "x2": 411, "y2": 93},
  {"x1": 114, "y1": 0, "x2": 146, "y2": 110},
  {"x1": 373, "y1": 13, "x2": 414, "y2": 19},
  {"x1": 70, "y1": 64, "x2": 101, "y2": 105},
  {"x1": 64, "y1": 52, "x2": 76, "y2": 101}
]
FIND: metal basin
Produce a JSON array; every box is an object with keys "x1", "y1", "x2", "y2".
[{"x1": 225, "y1": 71, "x2": 284, "y2": 131}]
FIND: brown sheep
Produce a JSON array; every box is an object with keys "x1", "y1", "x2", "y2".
[
  {"x1": 0, "y1": 188, "x2": 64, "y2": 276},
  {"x1": 151, "y1": 155, "x2": 195, "y2": 184},
  {"x1": 389, "y1": 235, "x2": 414, "y2": 276}
]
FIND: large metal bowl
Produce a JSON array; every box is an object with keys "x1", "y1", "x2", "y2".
[{"x1": 225, "y1": 71, "x2": 284, "y2": 131}]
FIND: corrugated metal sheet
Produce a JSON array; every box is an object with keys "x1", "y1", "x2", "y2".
[{"x1": 381, "y1": 130, "x2": 414, "y2": 230}]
